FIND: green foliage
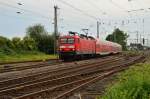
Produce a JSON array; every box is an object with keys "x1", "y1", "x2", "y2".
[
  {"x1": 0, "y1": 35, "x2": 38, "y2": 55},
  {"x1": 37, "y1": 35, "x2": 54, "y2": 54},
  {"x1": 22, "y1": 37, "x2": 37, "y2": 51},
  {"x1": 0, "y1": 36, "x2": 7, "y2": 48},
  {"x1": 106, "y1": 28, "x2": 128, "y2": 50},
  {"x1": 12, "y1": 37, "x2": 23, "y2": 50},
  {"x1": 26, "y1": 24, "x2": 54, "y2": 54},
  {"x1": 0, "y1": 46, "x2": 16, "y2": 55},
  {"x1": 0, "y1": 36, "x2": 12, "y2": 48},
  {"x1": 26, "y1": 24, "x2": 47, "y2": 40},
  {"x1": 0, "y1": 36, "x2": 15, "y2": 55},
  {"x1": 0, "y1": 24, "x2": 56, "y2": 63},
  {"x1": 97, "y1": 64, "x2": 150, "y2": 99},
  {"x1": 0, "y1": 24, "x2": 55, "y2": 57}
]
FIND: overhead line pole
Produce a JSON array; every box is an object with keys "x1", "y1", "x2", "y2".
[
  {"x1": 54, "y1": 5, "x2": 59, "y2": 56},
  {"x1": 97, "y1": 21, "x2": 100, "y2": 38}
]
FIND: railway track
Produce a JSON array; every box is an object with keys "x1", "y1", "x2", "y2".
[
  {"x1": 0, "y1": 55, "x2": 119, "y2": 73},
  {"x1": 0, "y1": 56, "x2": 121, "y2": 91},
  {"x1": 0, "y1": 55, "x2": 145, "y2": 99},
  {"x1": 0, "y1": 59, "x2": 61, "y2": 73}
]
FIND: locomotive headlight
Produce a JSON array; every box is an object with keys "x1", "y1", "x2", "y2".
[
  {"x1": 68, "y1": 45, "x2": 75, "y2": 48},
  {"x1": 60, "y1": 46, "x2": 66, "y2": 48}
]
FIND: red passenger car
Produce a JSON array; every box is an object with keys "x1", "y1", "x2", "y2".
[
  {"x1": 59, "y1": 32, "x2": 122, "y2": 60},
  {"x1": 96, "y1": 39, "x2": 122, "y2": 55}
]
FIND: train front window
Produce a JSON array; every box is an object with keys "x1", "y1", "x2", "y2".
[
  {"x1": 68, "y1": 38, "x2": 74, "y2": 44},
  {"x1": 60, "y1": 38, "x2": 67, "y2": 44},
  {"x1": 60, "y1": 38, "x2": 74, "y2": 44}
]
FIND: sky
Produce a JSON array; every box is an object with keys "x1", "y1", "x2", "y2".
[{"x1": 0, "y1": 0, "x2": 150, "y2": 45}]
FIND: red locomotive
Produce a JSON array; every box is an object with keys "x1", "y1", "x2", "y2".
[{"x1": 59, "y1": 31, "x2": 122, "y2": 60}]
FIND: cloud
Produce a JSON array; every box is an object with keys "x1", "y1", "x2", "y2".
[{"x1": 0, "y1": 0, "x2": 150, "y2": 46}]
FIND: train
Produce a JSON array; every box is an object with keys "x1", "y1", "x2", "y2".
[{"x1": 58, "y1": 31, "x2": 122, "y2": 60}]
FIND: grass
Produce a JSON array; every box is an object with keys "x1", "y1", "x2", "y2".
[
  {"x1": 97, "y1": 63, "x2": 150, "y2": 99},
  {"x1": 0, "y1": 51, "x2": 57, "y2": 63}
]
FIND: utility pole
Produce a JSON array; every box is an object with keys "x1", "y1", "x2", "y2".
[
  {"x1": 114, "y1": 26, "x2": 117, "y2": 42},
  {"x1": 54, "y1": 5, "x2": 59, "y2": 56},
  {"x1": 97, "y1": 21, "x2": 100, "y2": 38}
]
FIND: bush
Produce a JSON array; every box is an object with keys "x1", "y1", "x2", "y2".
[
  {"x1": 0, "y1": 46, "x2": 16, "y2": 55},
  {"x1": 98, "y1": 64, "x2": 150, "y2": 99},
  {"x1": 0, "y1": 36, "x2": 11, "y2": 48},
  {"x1": 22, "y1": 37, "x2": 37, "y2": 51}
]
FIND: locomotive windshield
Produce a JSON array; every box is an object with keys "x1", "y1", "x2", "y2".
[{"x1": 60, "y1": 38, "x2": 74, "y2": 44}]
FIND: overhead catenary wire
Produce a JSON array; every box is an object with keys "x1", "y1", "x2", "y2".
[
  {"x1": 55, "y1": 0, "x2": 99, "y2": 36},
  {"x1": 0, "y1": 7, "x2": 48, "y2": 21},
  {"x1": 108, "y1": 0, "x2": 133, "y2": 19},
  {"x1": 1, "y1": 0, "x2": 149, "y2": 40},
  {"x1": 0, "y1": 1, "x2": 51, "y2": 20},
  {"x1": 85, "y1": 0, "x2": 108, "y2": 16},
  {"x1": 4, "y1": 0, "x2": 54, "y2": 15},
  {"x1": 0, "y1": 4, "x2": 51, "y2": 22},
  {"x1": 57, "y1": 0, "x2": 143, "y2": 35},
  {"x1": 58, "y1": 0, "x2": 98, "y2": 20},
  {"x1": 108, "y1": 0, "x2": 128, "y2": 12},
  {"x1": 107, "y1": 0, "x2": 144, "y2": 38},
  {"x1": 55, "y1": 0, "x2": 150, "y2": 44},
  {"x1": 0, "y1": 10, "x2": 50, "y2": 22}
]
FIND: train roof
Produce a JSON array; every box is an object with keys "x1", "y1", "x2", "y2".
[
  {"x1": 60, "y1": 32, "x2": 95, "y2": 40},
  {"x1": 96, "y1": 38, "x2": 121, "y2": 47}
]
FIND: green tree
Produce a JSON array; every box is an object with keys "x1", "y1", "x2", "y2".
[
  {"x1": 11, "y1": 37, "x2": 24, "y2": 51},
  {"x1": 38, "y1": 35, "x2": 54, "y2": 54},
  {"x1": 0, "y1": 36, "x2": 10, "y2": 47},
  {"x1": 26, "y1": 24, "x2": 47, "y2": 41},
  {"x1": 0, "y1": 36, "x2": 15, "y2": 55},
  {"x1": 22, "y1": 37, "x2": 37, "y2": 51},
  {"x1": 26, "y1": 24, "x2": 54, "y2": 54},
  {"x1": 106, "y1": 28, "x2": 128, "y2": 50}
]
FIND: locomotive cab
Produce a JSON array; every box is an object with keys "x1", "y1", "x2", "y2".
[
  {"x1": 59, "y1": 32, "x2": 80, "y2": 60},
  {"x1": 59, "y1": 38, "x2": 76, "y2": 52}
]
